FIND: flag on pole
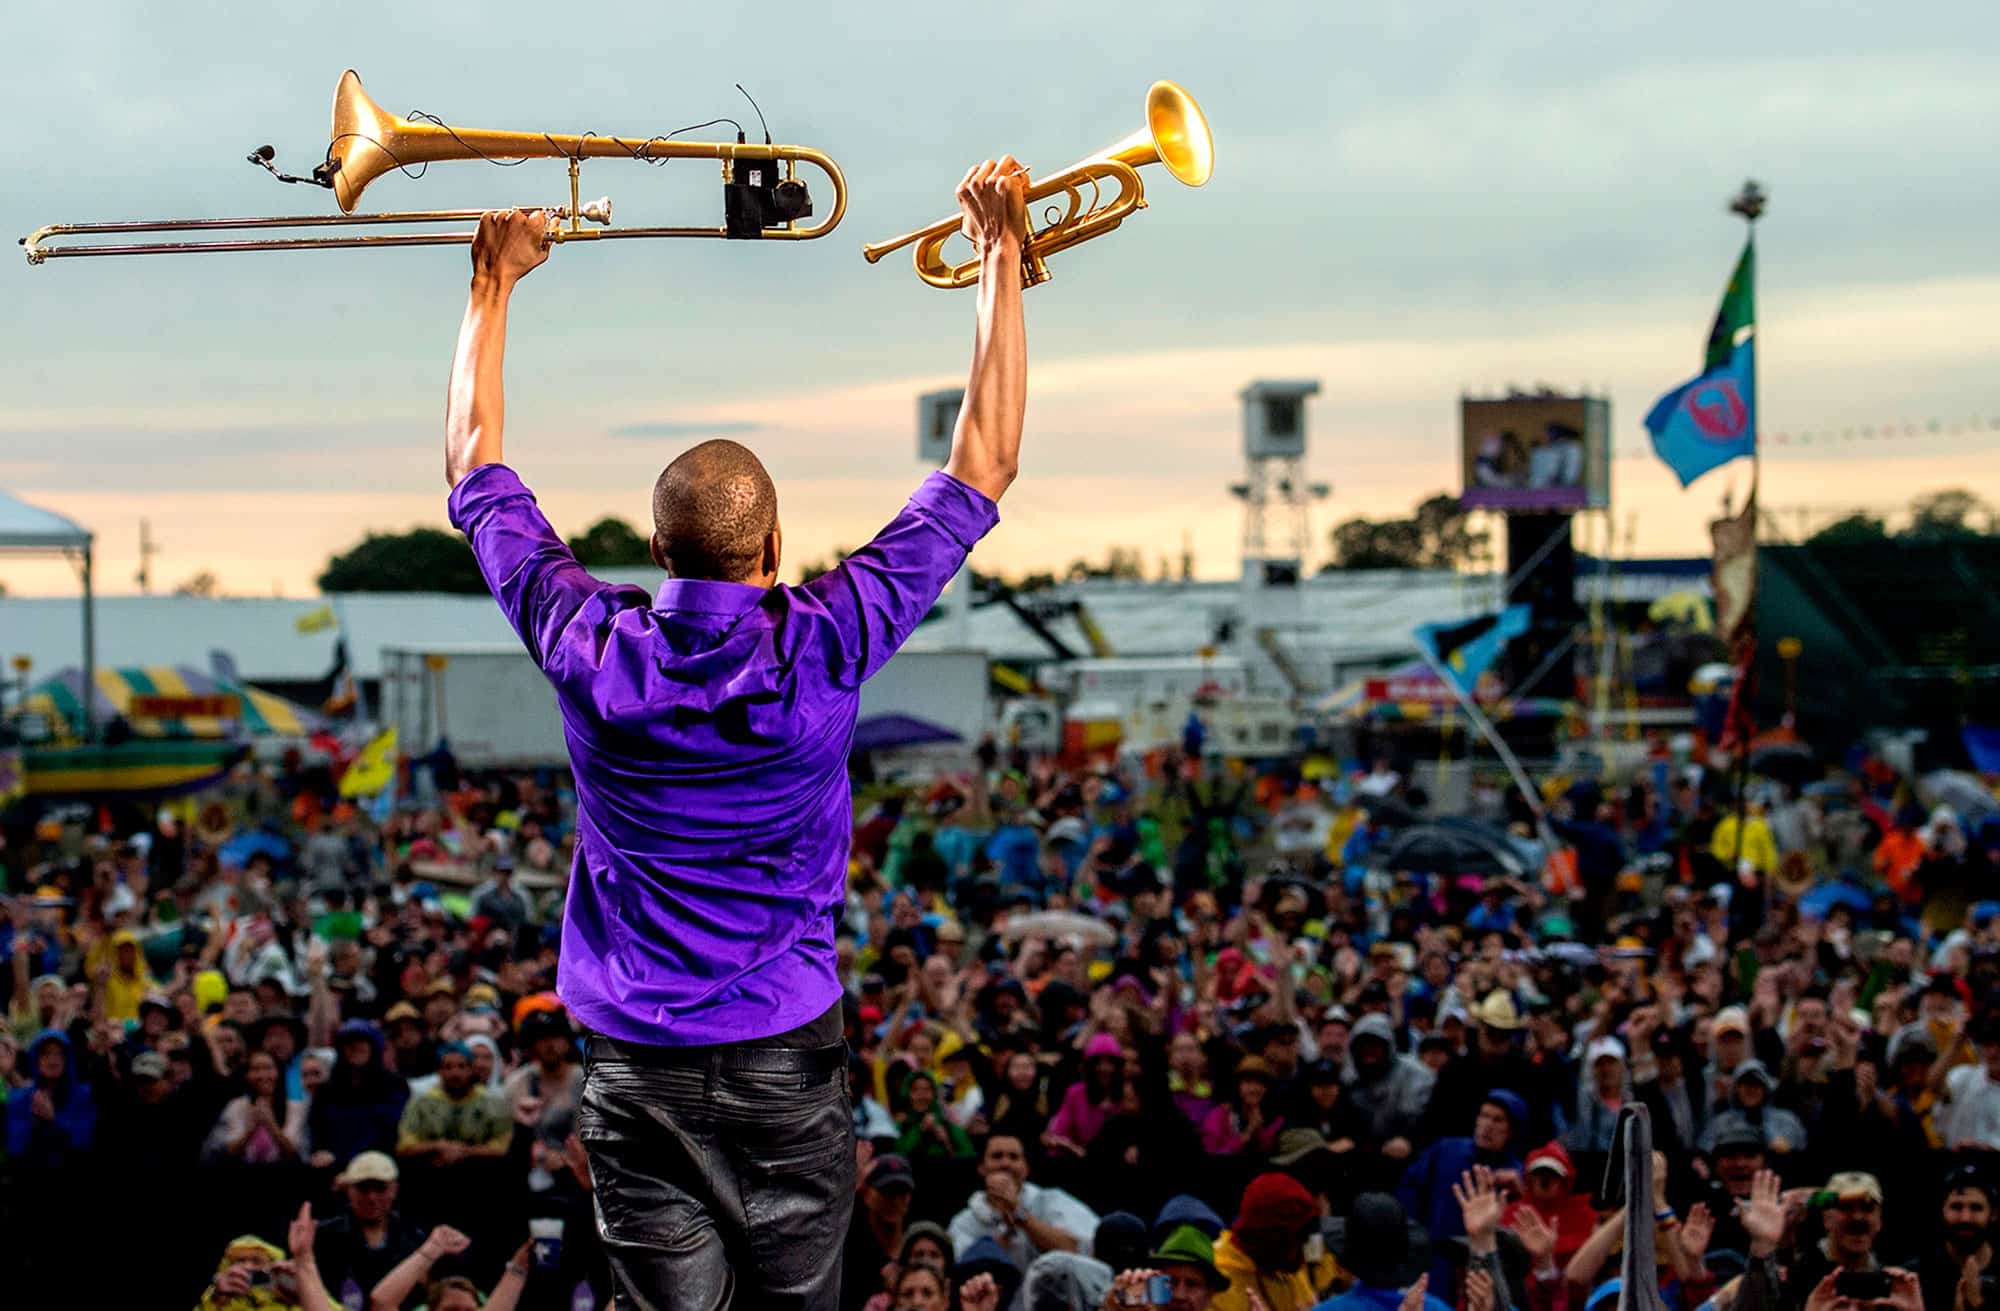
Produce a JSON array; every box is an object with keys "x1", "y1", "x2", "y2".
[
  {"x1": 295, "y1": 605, "x2": 337, "y2": 634},
  {"x1": 1711, "y1": 493, "x2": 1758, "y2": 647},
  {"x1": 1414, "y1": 604, "x2": 1533, "y2": 696},
  {"x1": 338, "y1": 726, "x2": 399, "y2": 799},
  {"x1": 1647, "y1": 241, "x2": 1757, "y2": 487}
]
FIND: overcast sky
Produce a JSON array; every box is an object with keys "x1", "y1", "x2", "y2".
[{"x1": 3, "y1": 2, "x2": 1997, "y2": 596}]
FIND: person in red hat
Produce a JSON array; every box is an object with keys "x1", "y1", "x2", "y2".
[
  {"x1": 1502, "y1": 1141, "x2": 1599, "y2": 1266},
  {"x1": 1210, "y1": 1172, "x2": 1340, "y2": 1311}
]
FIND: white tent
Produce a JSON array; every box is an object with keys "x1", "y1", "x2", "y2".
[{"x1": 0, "y1": 489, "x2": 95, "y2": 741}]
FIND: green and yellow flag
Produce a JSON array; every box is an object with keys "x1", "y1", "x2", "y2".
[
  {"x1": 338, "y1": 726, "x2": 398, "y2": 799},
  {"x1": 295, "y1": 605, "x2": 337, "y2": 635}
]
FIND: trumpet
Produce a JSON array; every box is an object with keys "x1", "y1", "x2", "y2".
[
  {"x1": 863, "y1": 81, "x2": 1212, "y2": 289},
  {"x1": 22, "y1": 70, "x2": 847, "y2": 264}
]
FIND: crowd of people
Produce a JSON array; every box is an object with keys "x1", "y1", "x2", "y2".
[{"x1": 2, "y1": 736, "x2": 1999, "y2": 1311}]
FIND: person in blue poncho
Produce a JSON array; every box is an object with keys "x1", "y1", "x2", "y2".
[
  {"x1": 1397, "y1": 1090, "x2": 1527, "y2": 1288},
  {"x1": 6, "y1": 1028, "x2": 96, "y2": 1169}
]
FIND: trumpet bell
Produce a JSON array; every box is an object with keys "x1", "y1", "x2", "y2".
[{"x1": 1141, "y1": 80, "x2": 1213, "y2": 188}]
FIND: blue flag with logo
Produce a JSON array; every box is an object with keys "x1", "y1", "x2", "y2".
[
  {"x1": 1645, "y1": 337, "x2": 1756, "y2": 488},
  {"x1": 1415, "y1": 603, "x2": 1532, "y2": 696}
]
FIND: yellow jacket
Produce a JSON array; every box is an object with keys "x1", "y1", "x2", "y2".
[
  {"x1": 1210, "y1": 1229, "x2": 1345, "y2": 1311},
  {"x1": 1709, "y1": 814, "x2": 1777, "y2": 878}
]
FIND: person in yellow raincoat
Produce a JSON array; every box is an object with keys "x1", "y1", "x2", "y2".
[
  {"x1": 195, "y1": 1207, "x2": 331, "y2": 1311},
  {"x1": 1211, "y1": 1173, "x2": 1345, "y2": 1311}
]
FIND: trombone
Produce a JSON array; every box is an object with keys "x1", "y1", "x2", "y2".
[
  {"x1": 863, "y1": 80, "x2": 1212, "y2": 289},
  {"x1": 21, "y1": 70, "x2": 847, "y2": 264}
]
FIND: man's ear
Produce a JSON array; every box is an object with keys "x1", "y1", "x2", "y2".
[
  {"x1": 649, "y1": 532, "x2": 670, "y2": 574},
  {"x1": 764, "y1": 523, "x2": 783, "y2": 581}
]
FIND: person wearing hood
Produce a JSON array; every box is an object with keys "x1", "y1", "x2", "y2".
[
  {"x1": 196, "y1": 1208, "x2": 334, "y2": 1311},
  {"x1": 1696, "y1": 1060, "x2": 1805, "y2": 1157},
  {"x1": 1020, "y1": 1250, "x2": 1114, "y2": 1311},
  {"x1": 1211, "y1": 1172, "x2": 1340, "y2": 1311},
  {"x1": 1045, "y1": 1033, "x2": 1127, "y2": 1159},
  {"x1": 1398, "y1": 1091, "x2": 1528, "y2": 1288},
  {"x1": 306, "y1": 1020, "x2": 409, "y2": 1169},
  {"x1": 6, "y1": 1028, "x2": 96, "y2": 1169},
  {"x1": 897, "y1": 1069, "x2": 976, "y2": 1160},
  {"x1": 1346, "y1": 1013, "x2": 1435, "y2": 1184},
  {"x1": 1501, "y1": 1143, "x2": 1598, "y2": 1267},
  {"x1": 94, "y1": 925, "x2": 158, "y2": 1025}
]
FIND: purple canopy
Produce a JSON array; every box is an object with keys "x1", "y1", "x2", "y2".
[{"x1": 850, "y1": 713, "x2": 962, "y2": 754}]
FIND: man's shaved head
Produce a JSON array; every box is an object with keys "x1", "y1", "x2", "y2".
[{"x1": 651, "y1": 440, "x2": 779, "y2": 582}]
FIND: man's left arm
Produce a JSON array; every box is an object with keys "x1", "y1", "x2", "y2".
[{"x1": 1020, "y1": 1189, "x2": 1096, "y2": 1256}]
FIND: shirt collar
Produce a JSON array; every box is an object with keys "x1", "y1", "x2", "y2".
[{"x1": 653, "y1": 576, "x2": 772, "y2": 615}]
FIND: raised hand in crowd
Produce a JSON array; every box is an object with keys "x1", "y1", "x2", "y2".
[
  {"x1": 962, "y1": 1271, "x2": 1000, "y2": 1311},
  {"x1": 1455, "y1": 1165, "x2": 1505, "y2": 1254},
  {"x1": 1739, "y1": 1168, "x2": 1787, "y2": 1258}
]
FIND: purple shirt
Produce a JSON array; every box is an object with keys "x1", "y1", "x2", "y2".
[{"x1": 448, "y1": 464, "x2": 998, "y2": 1045}]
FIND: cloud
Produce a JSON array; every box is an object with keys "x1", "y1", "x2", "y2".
[{"x1": 608, "y1": 419, "x2": 769, "y2": 439}]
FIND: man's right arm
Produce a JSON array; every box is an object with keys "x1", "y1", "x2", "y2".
[{"x1": 942, "y1": 158, "x2": 1029, "y2": 504}]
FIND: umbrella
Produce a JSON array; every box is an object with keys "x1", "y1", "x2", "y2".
[
  {"x1": 1372, "y1": 824, "x2": 1525, "y2": 878},
  {"x1": 850, "y1": 713, "x2": 962, "y2": 754},
  {"x1": 1750, "y1": 741, "x2": 1818, "y2": 785},
  {"x1": 1353, "y1": 793, "x2": 1418, "y2": 828},
  {"x1": 1000, "y1": 910, "x2": 1117, "y2": 948},
  {"x1": 1923, "y1": 771, "x2": 1999, "y2": 823},
  {"x1": 218, "y1": 830, "x2": 293, "y2": 867},
  {"x1": 1797, "y1": 880, "x2": 1874, "y2": 919},
  {"x1": 1257, "y1": 874, "x2": 1329, "y2": 922}
]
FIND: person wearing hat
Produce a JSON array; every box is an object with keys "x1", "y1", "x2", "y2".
[
  {"x1": 381, "y1": 1001, "x2": 436, "y2": 1080},
  {"x1": 468, "y1": 851, "x2": 529, "y2": 932},
  {"x1": 92, "y1": 925, "x2": 157, "y2": 1026},
  {"x1": 841, "y1": 1153, "x2": 918, "y2": 1311},
  {"x1": 1318, "y1": 1193, "x2": 1450, "y2": 1311},
  {"x1": 1565, "y1": 1036, "x2": 1630, "y2": 1156},
  {"x1": 1781, "y1": 1172, "x2": 1886, "y2": 1307},
  {"x1": 1102, "y1": 1224, "x2": 1231, "y2": 1311},
  {"x1": 1422, "y1": 991, "x2": 1544, "y2": 1145},
  {"x1": 501, "y1": 1007, "x2": 580, "y2": 1124},
  {"x1": 1210, "y1": 1172, "x2": 1338, "y2": 1311},
  {"x1": 312, "y1": 1151, "x2": 431, "y2": 1307},
  {"x1": 1204, "y1": 1057, "x2": 1285, "y2": 1157},
  {"x1": 394, "y1": 1041, "x2": 511, "y2": 1174},
  {"x1": 1699, "y1": 1006, "x2": 1756, "y2": 1116},
  {"x1": 1501, "y1": 1143, "x2": 1597, "y2": 1267},
  {"x1": 1397, "y1": 1091, "x2": 1527, "y2": 1288},
  {"x1": 1699, "y1": 1060, "x2": 1806, "y2": 1156}
]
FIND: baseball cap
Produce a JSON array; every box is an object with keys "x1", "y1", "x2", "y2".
[
  {"x1": 865, "y1": 1154, "x2": 915, "y2": 1194},
  {"x1": 1586, "y1": 1036, "x2": 1627, "y2": 1067},
  {"x1": 1712, "y1": 1006, "x2": 1750, "y2": 1038},
  {"x1": 131, "y1": 1051, "x2": 169, "y2": 1080},
  {"x1": 1825, "y1": 1172, "x2": 1883, "y2": 1205},
  {"x1": 383, "y1": 1001, "x2": 422, "y2": 1025},
  {"x1": 336, "y1": 1151, "x2": 401, "y2": 1187}
]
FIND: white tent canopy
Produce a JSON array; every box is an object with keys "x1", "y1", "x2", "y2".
[
  {"x1": 0, "y1": 489, "x2": 91, "y2": 551},
  {"x1": 1, "y1": 489, "x2": 96, "y2": 743}
]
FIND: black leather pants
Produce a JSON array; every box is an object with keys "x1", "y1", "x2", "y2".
[{"x1": 578, "y1": 1035, "x2": 855, "y2": 1310}]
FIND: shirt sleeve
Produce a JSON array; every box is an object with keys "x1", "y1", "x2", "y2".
[
  {"x1": 798, "y1": 471, "x2": 999, "y2": 687},
  {"x1": 447, "y1": 463, "x2": 607, "y2": 673}
]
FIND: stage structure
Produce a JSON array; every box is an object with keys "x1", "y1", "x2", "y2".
[
  {"x1": 1229, "y1": 380, "x2": 1328, "y2": 698},
  {"x1": 917, "y1": 388, "x2": 976, "y2": 648}
]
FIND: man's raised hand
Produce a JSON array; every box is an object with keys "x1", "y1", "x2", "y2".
[
  {"x1": 471, "y1": 209, "x2": 552, "y2": 289},
  {"x1": 957, "y1": 158, "x2": 1028, "y2": 251}
]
